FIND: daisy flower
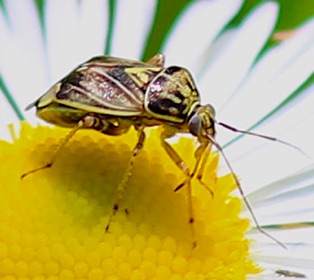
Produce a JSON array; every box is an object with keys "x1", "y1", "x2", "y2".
[{"x1": 0, "y1": 0, "x2": 313, "y2": 279}]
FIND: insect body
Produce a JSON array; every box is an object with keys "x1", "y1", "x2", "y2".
[
  {"x1": 28, "y1": 54, "x2": 207, "y2": 136},
  {"x1": 275, "y1": 269, "x2": 306, "y2": 278},
  {"x1": 25, "y1": 54, "x2": 285, "y2": 248}
]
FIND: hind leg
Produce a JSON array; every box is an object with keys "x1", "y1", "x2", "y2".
[{"x1": 21, "y1": 115, "x2": 109, "y2": 179}]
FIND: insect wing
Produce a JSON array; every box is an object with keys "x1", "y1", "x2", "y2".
[{"x1": 54, "y1": 56, "x2": 162, "y2": 116}]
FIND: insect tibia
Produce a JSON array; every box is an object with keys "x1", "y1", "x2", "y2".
[
  {"x1": 217, "y1": 121, "x2": 309, "y2": 159},
  {"x1": 174, "y1": 182, "x2": 185, "y2": 192},
  {"x1": 105, "y1": 127, "x2": 146, "y2": 234},
  {"x1": 105, "y1": 204, "x2": 120, "y2": 233}
]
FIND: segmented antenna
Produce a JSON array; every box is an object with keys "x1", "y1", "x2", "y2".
[
  {"x1": 211, "y1": 120, "x2": 310, "y2": 248},
  {"x1": 218, "y1": 121, "x2": 309, "y2": 158},
  {"x1": 206, "y1": 133, "x2": 287, "y2": 249}
]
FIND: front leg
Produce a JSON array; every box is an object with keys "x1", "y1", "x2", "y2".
[
  {"x1": 195, "y1": 143, "x2": 214, "y2": 197},
  {"x1": 176, "y1": 141, "x2": 214, "y2": 197},
  {"x1": 160, "y1": 128, "x2": 191, "y2": 177},
  {"x1": 174, "y1": 141, "x2": 208, "y2": 192},
  {"x1": 160, "y1": 127, "x2": 197, "y2": 248}
]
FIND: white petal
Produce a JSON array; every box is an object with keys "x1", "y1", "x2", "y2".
[
  {"x1": 0, "y1": 0, "x2": 48, "y2": 112},
  {"x1": 110, "y1": 0, "x2": 157, "y2": 59},
  {"x1": 254, "y1": 254, "x2": 314, "y2": 279},
  {"x1": 0, "y1": 89, "x2": 19, "y2": 140},
  {"x1": 45, "y1": 0, "x2": 108, "y2": 81},
  {"x1": 198, "y1": 2, "x2": 278, "y2": 110},
  {"x1": 255, "y1": 254, "x2": 314, "y2": 270},
  {"x1": 219, "y1": 84, "x2": 314, "y2": 190},
  {"x1": 162, "y1": 0, "x2": 243, "y2": 73},
  {"x1": 251, "y1": 184, "x2": 314, "y2": 225},
  {"x1": 45, "y1": 0, "x2": 81, "y2": 81},
  {"x1": 220, "y1": 18, "x2": 314, "y2": 129},
  {"x1": 79, "y1": 0, "x2": 108, "y2": 57},
  {"x1": 249, "y1": 163, "x2": 314, "y2": 204}
]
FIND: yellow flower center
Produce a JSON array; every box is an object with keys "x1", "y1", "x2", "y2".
[{"x1": 0, "y1": 122, "x2": 259, "y2": 279}]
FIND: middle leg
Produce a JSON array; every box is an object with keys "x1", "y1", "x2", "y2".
[{"x1": 106, "y1": 126, "x2": 146, "y2": 232}]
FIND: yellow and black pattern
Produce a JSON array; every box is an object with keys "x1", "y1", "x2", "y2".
[
  {"x1": 145, "y1": 66, "x2": 200, "y2": 123},
  {"x1": 54, "y1": 57, "x2": 149, "y2": 115},
  {"x1": 33, "y1": 56, "x2": 163, "y2": 117},
  {"x1": 28, "y1": 54, "x2": 209, "y2": 135}
]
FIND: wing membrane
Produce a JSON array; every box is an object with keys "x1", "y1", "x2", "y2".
[{"x1": 54, "y1": 56, "x2": 161, "y2": 115}]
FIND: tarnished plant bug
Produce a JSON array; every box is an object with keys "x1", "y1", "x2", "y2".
[
  {"x1": 24, "y1": 54, "x2": 303, "y2": 248},
  {"x1": 275, "y1": 269, "x2": 306, "y2": 278}
]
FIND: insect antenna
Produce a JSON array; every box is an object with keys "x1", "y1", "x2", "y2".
[
  {"x1": 217, "y1": 121, "x2": 309, "y2": 158},
  {"x1": 206, "y1": 133, "x2": 287, "y2": 249}
]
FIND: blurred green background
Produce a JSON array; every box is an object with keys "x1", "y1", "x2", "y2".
[
  {"x1": 1, "y1": 0, "x2": 313, "y2": 59},
  {"x1": 145, "y1": 0, "x2": 314, "y2": 59},
  {"x1": 0, "y1": 0, "x2": 312, "y2": 121}
]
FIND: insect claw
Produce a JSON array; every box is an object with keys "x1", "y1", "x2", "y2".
[
  {"x1": 105, "y1": 224, "x2": 110, "y2": 233},
  {"x1": 105, "y1": 204, "x2": 119, "y2": 233},
  {"x1": 21, "y1": 163, "x2": 52, "y2": 179},
  {"x1": 105, "y1": 216, "x2": 114, "y2": 233},
  {"x1": 174, "y1": 182, "x2": 185, "y2": 192}
]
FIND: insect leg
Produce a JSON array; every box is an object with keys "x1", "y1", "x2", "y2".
[
  {"x1": 146, "y1": 54, "x2": 165, "y2": 67},
  {"x1": 21, "y1": 115, "x2": 108, "y2": 179},
  {"x1": 174, "y1": 142, "x2": 209, "y2": 192},
  {"x1": 106, "y1": 126, "x2": 146, "y2": 232},
  {"x1": 160, "y1": 128, "x2": 197, "y2": 248},
  {"x1": 195, "y1": 144, "x2": 215, "y2": 196}
]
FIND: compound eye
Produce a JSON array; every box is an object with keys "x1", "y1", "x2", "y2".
[
  {"x1": 188, "y1": 114, "x2": 201, "y2": 136},
  {"x1": 205, "y1": 104, "x2": 216, "y2": 117}
]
